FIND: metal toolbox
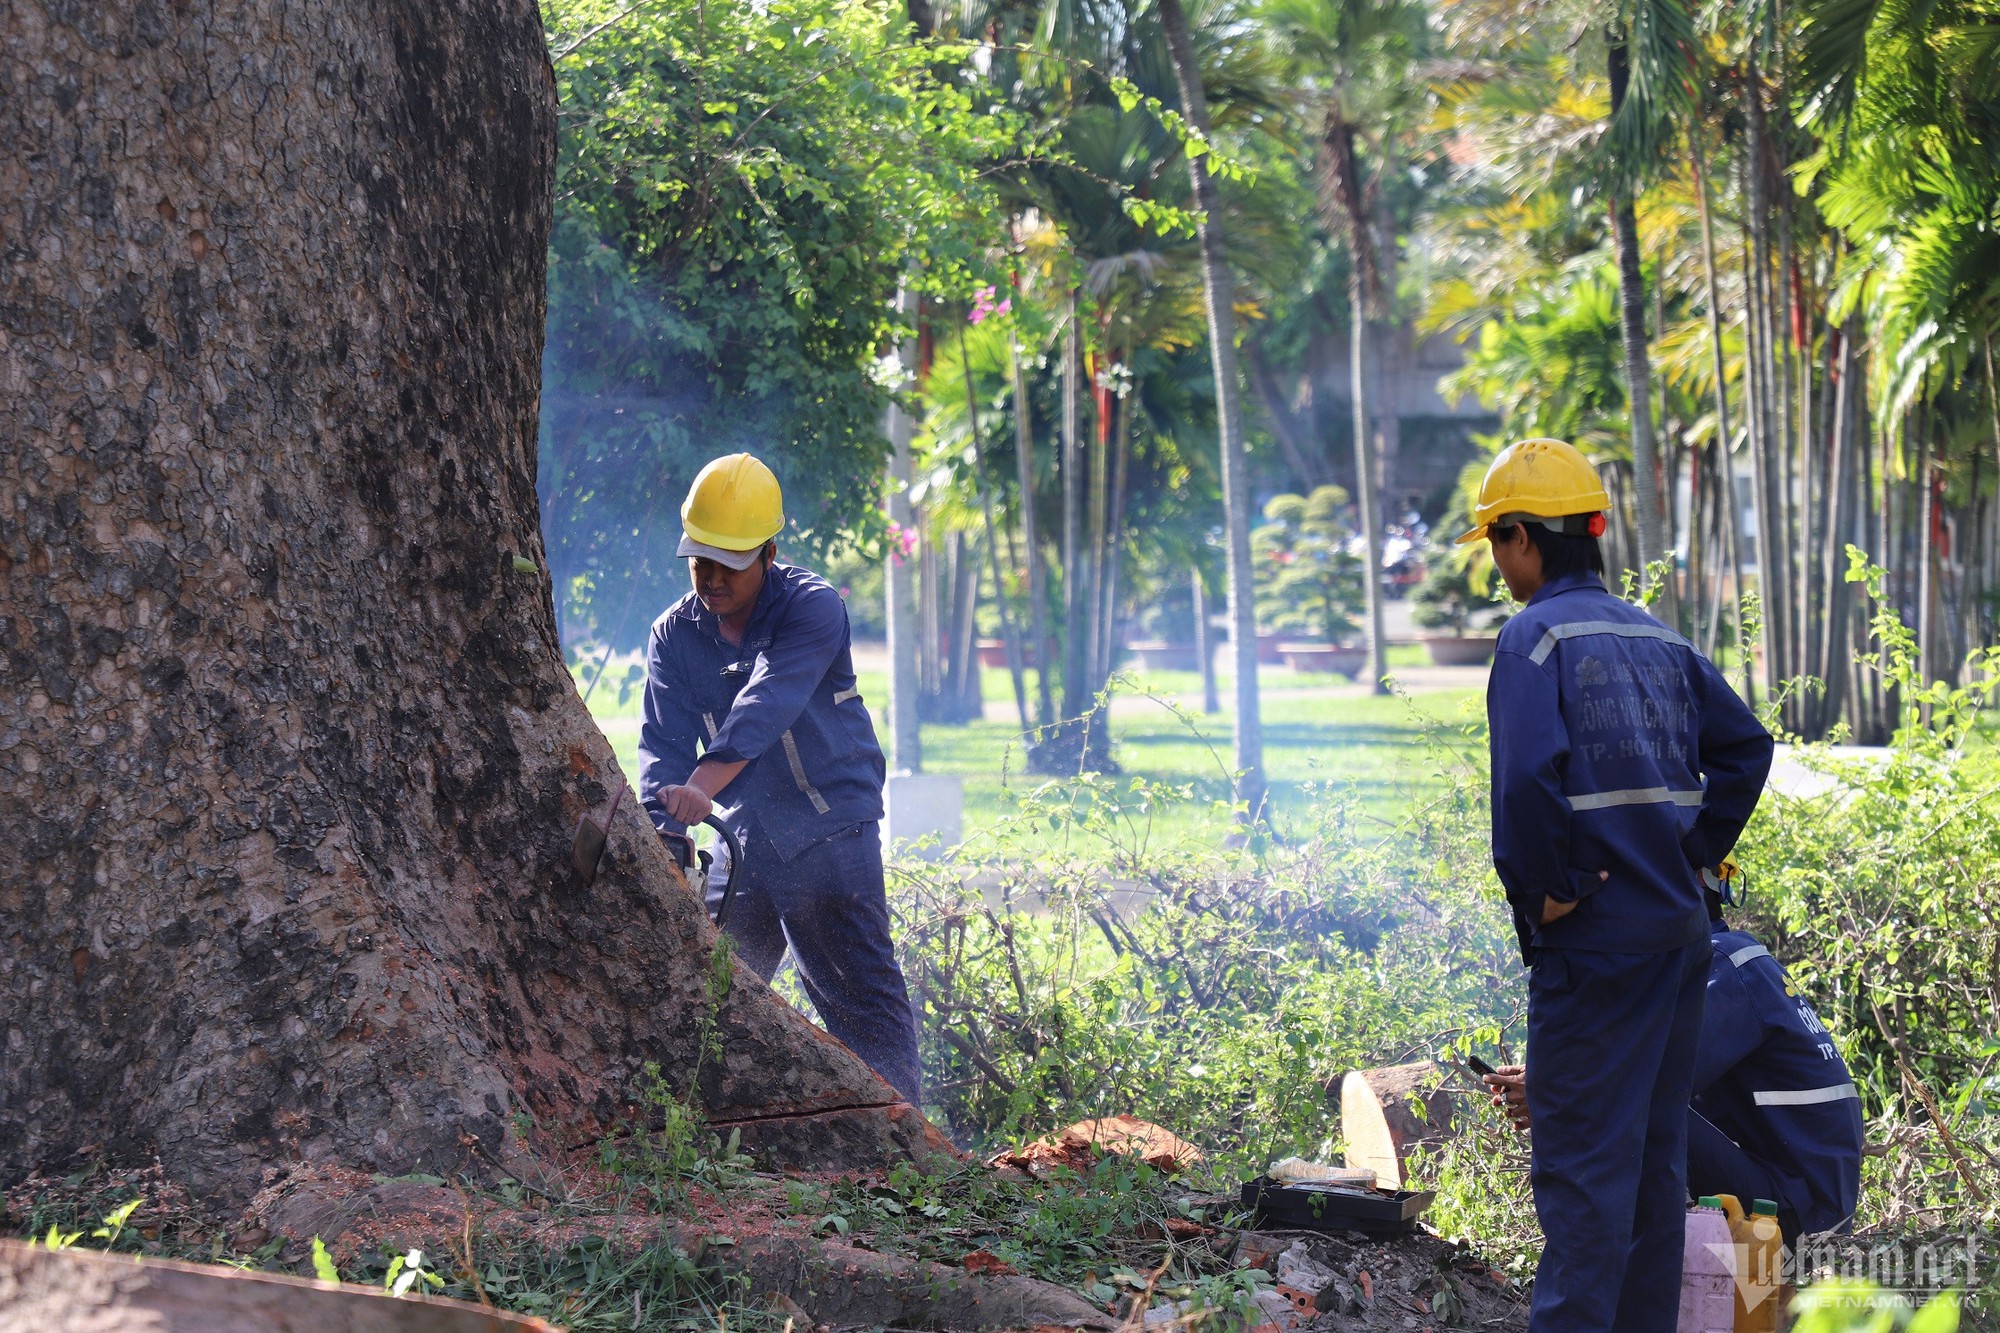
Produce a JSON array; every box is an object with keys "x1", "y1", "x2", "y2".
[{"x1": 1238, "y1": 1176, "x2": 1435, "y2": 1234}]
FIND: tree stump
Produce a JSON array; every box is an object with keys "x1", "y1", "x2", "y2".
[
  {"x1": 0, "y1": 0, "x2": 944, "y2": 1204},
  {"x1": 1339, "y1": 1063, "x2": 1454, "y2": 1189}
]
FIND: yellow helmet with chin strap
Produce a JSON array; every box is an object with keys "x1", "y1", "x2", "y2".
[
  {"x1": 1455, "y1": 437, "x2": 1611, "y2": 546},
  {"x1": 679, "y1": 453, "x2": 785, "y2": 570}
]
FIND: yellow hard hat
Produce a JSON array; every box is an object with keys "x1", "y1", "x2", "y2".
[
  {"x1": 1455, "y1": 437, "x2": 1611, "y2": 546},
  {"x1": 679, "y1": 453, "x2": 785, "y2": 569}
]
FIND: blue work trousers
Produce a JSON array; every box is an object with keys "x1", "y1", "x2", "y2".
[
  {"x1": 1526, "y1": 942, "x2": 1709, "y2": 1332},
  {"x1": 1686, "y1": 1111, "x2": 1803, "y2": 1241},
  {"x1": 706, "y1": 821, "x2": 922, "y2": 1104}
]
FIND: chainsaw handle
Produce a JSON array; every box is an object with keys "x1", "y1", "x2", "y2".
[{"x1": 701, "y1": 815, "x2": 744, "y2": 928}]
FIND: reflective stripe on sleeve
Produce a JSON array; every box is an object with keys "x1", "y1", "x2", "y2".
[
  {"x1": 1752, "y1": 1084, "x2": 1860, "y2": 1107},
  {"x1": 701, "y1": 712, "x2": 719, "y2": 742},
  {"x1": 1566, "y1": 787, "x2": 1706, "y2": 812},
  {"x1": 1528, "y1": 620, "x2": 1691, "y2": 666},
  {"x1": 780, "y1": 730, "x2": 832, "y2": 814},
  {"x1": 833, "y1": 687, "x2": 861, "y2": 704},
  {"x1": 1729, "y1": 943, "x2": 1771, "y2": 968}
]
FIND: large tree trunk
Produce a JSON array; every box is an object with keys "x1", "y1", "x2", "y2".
[
  {"x1": 0, "y1": 0, "x2": 938, "y2": 1205},
  {"x1": 1156, "y1": 0, "x2": 1266, "y2": 822}
]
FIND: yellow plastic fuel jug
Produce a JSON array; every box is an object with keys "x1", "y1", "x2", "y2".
[{"x1": 1711, "y1": 1194, "x2": 1785, "y2": 1331}]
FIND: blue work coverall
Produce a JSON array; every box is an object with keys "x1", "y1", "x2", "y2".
[
  {"x1": 639, "y1": 562, "x2": 921, "y2": 1103},
  {"x1": 1689, "y1": 924, "x2": 1864, "y2": 1237},
  {"x1": 1488, "y1": 571, "x2": 1773, "y2": 1332}
]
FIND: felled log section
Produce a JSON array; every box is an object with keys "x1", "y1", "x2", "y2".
[
  {"x1": 250, "y1": 1174, "x2": 1117, "y2": 1333},
  {"x1": 729, "y1": 1235, "x2": 1117, "y2": 1331},
  {"x1": 0, "y1": 1239, "x2": 552, "y2": 1333},
  {"x1": 1339, "y1": 1063, "x2": 1454, "y2": 1189}
]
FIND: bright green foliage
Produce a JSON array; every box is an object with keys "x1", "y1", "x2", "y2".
[
  {"x1": 1730, "y1": 556, "x2": 2000, "y2": 1123},
  {"x1": 310, "y1": 1234, "x2": 340, "y2": 1283},
  {"x1": 1440, "y1": 272, "x2": 1628, "y2": 452},
  {"x1": 25, "y1": 1197, "x2": 141, "y2": 1253},
  {"x1": 538, "y1": 0, "x2": 1018, "y2": 639},
  {"x1": 91, "y1": 1199, "x2": 141, "y2": 1248},
  {"x1": 1251, "y1": 486, "x2": 1365, "y2": 643},
  {"x1": 1800, "y1": 0, "x2": 2000, "y2": 417},
  {"x1": 382, "y1": 1247, "x2": 446, "y2": 1298},
  {"x1": 1792, "y1": 1283, "x2": 1962, "y2": 1333},
  {"x1": 31, "y1": 1222, "x2": 81, "y2": 1251},
  {"x1": 893, "y1": 706, "x2": 1519, "y2": 1167},
  {"x1": 883, "y1": 587, "x2": 2000, "y2": 1253}
]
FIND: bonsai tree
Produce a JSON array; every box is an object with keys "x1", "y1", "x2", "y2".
[
  {"x1": 1254, "y1": 485, "x2": 1365, "y2": 644},
  {"x1": 1411, "y1": 558, "x2": 1511, "y2": 637}
]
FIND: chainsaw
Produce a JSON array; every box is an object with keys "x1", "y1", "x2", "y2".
[
  {"x1": 569, "y1": 780, "x2": 745, "y2": 927},
  {"x1": 662, "y1": 815, "x2": 745, "y2": 928}
]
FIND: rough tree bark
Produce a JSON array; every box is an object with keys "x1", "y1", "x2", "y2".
[{"x1": 0, "y1": 0, "x2": 941, "y2": 1204}]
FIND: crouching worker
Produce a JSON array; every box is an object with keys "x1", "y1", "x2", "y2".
[
  {"x1": 1467, "y1": 438, "x2": 1774, "y2": 1332},
  {"x1": 1486, "y1": 875, "x2": 1865, "y2": 1239},
  {"x1": 1686, "y1": 873, "x2": 1864, "y2": 1237},
  {"x1": 639, "y1": 453, "x2": 921, "y2": 1104}
]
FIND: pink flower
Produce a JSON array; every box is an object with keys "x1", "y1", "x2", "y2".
[
  {"x1": 969, "y1": 286, "x2": 1012, "y2": 325},
  {"x1": 886, "y1": 520, "x2": 919, "y2": 563}
]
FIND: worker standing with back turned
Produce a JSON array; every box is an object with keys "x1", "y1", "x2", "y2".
[
  {"x1": 639, "y1": 453, "x2": 921, "y2": 1104},
  {"x1": 1484, "y1": 872, "x2": 1866, "y2": 1241},
  {"x1": 1465, "y1": 438, "x2": 1774, "y2": 1332}
]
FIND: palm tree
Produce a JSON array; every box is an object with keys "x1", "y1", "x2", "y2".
[
  {"x1": 1796, "y1": 0, "x2": 2000, "y2": 689},
  {"x1": 1602, "y1": 4, "x2": 1695, "y2": 617},
  {"x1": 1263, "y1": 0, "x2": 1428, "y2": 695},
  {"x1": 1157, "y1": 0, "x2": 1267, "y2": 823}
]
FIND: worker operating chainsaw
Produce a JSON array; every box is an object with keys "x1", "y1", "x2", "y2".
[
  {"x1": 1485, "y1": 867, "x2": 1865, "y2": 1241},
  {"x1": 1468, "y1": 438, "x2": 1774, "y2": 1333},
  {"x1": 638, "y1": 453, "x2": 921, "y2": 1104}
]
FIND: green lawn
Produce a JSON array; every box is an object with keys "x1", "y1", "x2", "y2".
[{"x1": 578, "y1": 647, "x2": 1485, "y2": 843}]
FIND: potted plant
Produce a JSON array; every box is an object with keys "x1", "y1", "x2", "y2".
[
  {"x1": 1254, "y1": 487, "x2": 1369, "y2": 679},
  {"x1": 1410, "y1": 559, "x2": 1508, "y2": 665}
]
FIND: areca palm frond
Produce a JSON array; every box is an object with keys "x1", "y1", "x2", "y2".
[
  {"x1": 1439, "y1": 266, "x2": 1631, "y2": 446},
  {"x1": 1799, "y1": 0, "x2": 2000, "y2": 419},
  {"x1": 1601, "y1": 0, "x2": 1699, "y2": 186}
]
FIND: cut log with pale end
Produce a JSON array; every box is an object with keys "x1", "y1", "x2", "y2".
[
  {"x1": 0, "y1": 1239, "x2": 554, "y2": 1333},
  {"x1": 1339, "y1": 1063, "x2": 1455, "y2": 1190}
]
